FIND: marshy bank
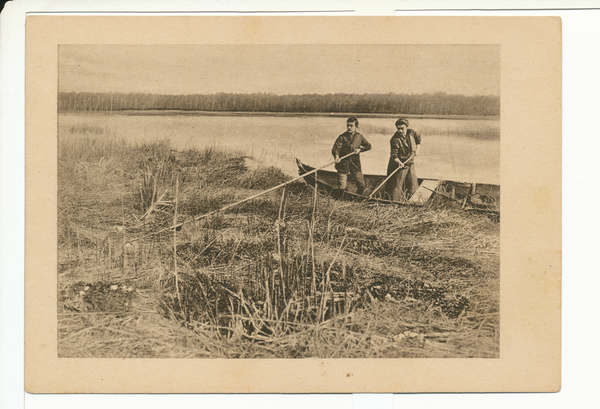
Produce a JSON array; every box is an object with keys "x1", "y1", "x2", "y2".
[{"x1": 58, "y1": 128, "x2": 499, "y2": 358}]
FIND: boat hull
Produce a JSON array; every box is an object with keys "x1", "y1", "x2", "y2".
[{"x1": 295, "y1": 158, "x2": 500, "y2": 213}]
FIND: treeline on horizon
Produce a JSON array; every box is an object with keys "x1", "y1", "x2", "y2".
[{"x1": 58, "y1": 91, "x2": 500, "y2": 116}]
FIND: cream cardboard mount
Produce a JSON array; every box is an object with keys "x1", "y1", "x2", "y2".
[{"x1": 24, "y1": 16, "x2": 561, "y2": 393}]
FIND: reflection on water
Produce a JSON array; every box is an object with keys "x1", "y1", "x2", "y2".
[{"x1": 59, "y1": 113, "x2": 500, "y2": 184}]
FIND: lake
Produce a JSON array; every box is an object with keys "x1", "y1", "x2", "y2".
[{"x1": 59, "y1": 112, "x2": 500, "y2": 184}]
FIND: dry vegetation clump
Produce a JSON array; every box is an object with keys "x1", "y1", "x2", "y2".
[
  {"x1": 58, "y1": 128, "x2": 499, "y2": 358},
  {"x1": 238, "y1": 166, "x2": 291, "y2": 190},
  {"x1": 68, "y1": 123, "x2": 106, "y2": 135}
]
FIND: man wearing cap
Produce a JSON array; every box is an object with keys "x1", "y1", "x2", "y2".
[{"x1": 385, "y1": 118, "x2": 421, "y2": 201}]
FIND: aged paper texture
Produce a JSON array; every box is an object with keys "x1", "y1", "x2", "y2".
[{"x1": 25, "y1": 16, "x2": 561, "y2": 393}]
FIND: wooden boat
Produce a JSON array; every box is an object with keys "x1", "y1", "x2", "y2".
[{"x1": 296, "y1": 158, "x2": 500, "y2": 213}]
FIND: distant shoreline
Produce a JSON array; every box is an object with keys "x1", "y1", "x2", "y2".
[{"x1": 59, "y1": 110, "x2": 499, "y2": 122}]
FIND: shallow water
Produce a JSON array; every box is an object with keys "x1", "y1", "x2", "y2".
[{"x1": 59, "y1": 113, "x2": 500, "y2": 184}]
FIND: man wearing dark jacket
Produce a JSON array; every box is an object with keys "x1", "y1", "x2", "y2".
[
  {"x1": 332, "y1": 116, "x2": 372, "y2": 196},
  {"x1": 385, "y1": 118, "x2": 421, "y2": 201}
]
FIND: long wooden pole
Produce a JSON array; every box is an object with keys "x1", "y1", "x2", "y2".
[
  {"x1": 133, "y1": 151, "x2": 357, "y2": 241},
  {"x1": 366, "y1": 165, "x2": 402, "y2": 201},
  {"x1": 366, "y1": 154, "x2": 414, "y2": 201}
]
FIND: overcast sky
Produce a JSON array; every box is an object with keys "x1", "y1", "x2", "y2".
[{"x1": 59, "y1": 44, "x2": 500, "y2": 96}]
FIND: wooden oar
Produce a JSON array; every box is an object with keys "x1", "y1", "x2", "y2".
[
  {"x1": 132, "y1": 151, "x2": 358, "y2": 241},
  {"x1": 366, "y1": 154, "x2": 414, "y2": 201}
]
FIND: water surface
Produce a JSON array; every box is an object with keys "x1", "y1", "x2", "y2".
[{"x1": 59, "y1": 113, "x2": 500, "y2": 184}]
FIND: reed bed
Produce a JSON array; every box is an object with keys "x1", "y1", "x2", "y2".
[
  {"x1": 58, "y1": 126, "x2": 499, "y2": 358},
  {"x1": 360, "y1": 119, "x2": 499, "y2": 140}
]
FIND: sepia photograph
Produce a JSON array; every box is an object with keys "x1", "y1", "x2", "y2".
[
  {"x1": 57, "y1": 43, "x2": 500, "y2": 359},
  {"x1": 24, "y1": 15, "x2": 560, "y2": 393}
]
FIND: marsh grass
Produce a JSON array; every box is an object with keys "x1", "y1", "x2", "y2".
[
  {"x1": 69, "y1": 123, "x2": 106, "y2": 135},
  {"x1": 58, "y1": 126, "x2": 499, "y2": 358},
  {"x1": 360, "y1": 120, "x2": 499, "y2": 139}
]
